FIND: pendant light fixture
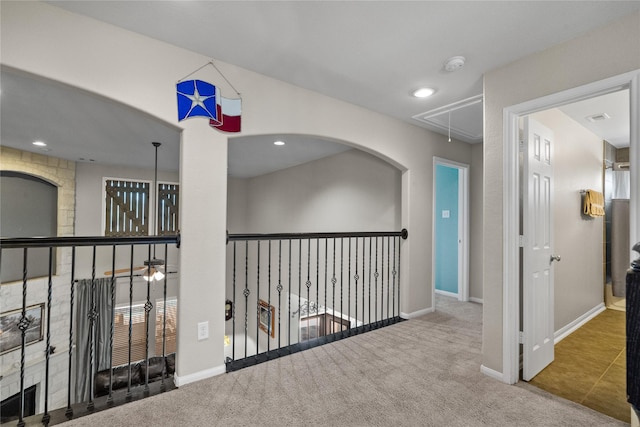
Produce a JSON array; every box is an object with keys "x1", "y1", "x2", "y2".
[{"x1": 143, "y1": 141, "x2": 165, "y2": 282}]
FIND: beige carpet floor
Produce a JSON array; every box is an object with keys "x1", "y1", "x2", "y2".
[{"x1": 55, "y1": 295, "x2": 626, "y2": 427}]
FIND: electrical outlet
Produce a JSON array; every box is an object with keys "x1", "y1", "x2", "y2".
[{"x1": 197, "y1": 321, "x2": 209, "y2": 341}]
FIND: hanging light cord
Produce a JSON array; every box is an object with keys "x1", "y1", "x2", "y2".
[
  {"x1": 448, "y1": 111, "x2": 452, "y2": 142},
  {"x1": 152, "y1": 142, "x2": 160, "y2": 258}
]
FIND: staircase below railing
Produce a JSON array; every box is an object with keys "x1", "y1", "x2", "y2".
[{"x1": 225, "y1": 229, "x2": 408, "y2": 372}]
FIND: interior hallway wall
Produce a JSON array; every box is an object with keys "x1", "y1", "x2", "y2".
[
  {"x1": 239, "y1": 149, "x2": 401, "y2": 233},
  {"x1": 530, "y1": 109, "x2": 604, "y2": 332}
]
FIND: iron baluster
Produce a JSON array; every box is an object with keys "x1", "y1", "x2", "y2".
[
  {"x1": 298, "y1": 240, "x2": 302, "y2": 342},
  {"x1": 306, "y1": 239, "x2": 311, "y2": 338},
  {"x1": 316, "y1": 239, "x2": 320, "y2": 330},
  {"x1": 65, "y1": 247, "x2": 76, "y2": 418},
  {"x1": 348, "y1": 238, "x2": 351, "y2": 330},
  {"x1": 374, "y1": 237, "x2": 379, "y2": 323},
  {"x1": 381, "y1": 237, "x2": 385, "y2": 323},
  {"x1": 392, "y1": 237, "x2": 397, "y2": 318},
  {"x1": 277, "y1": 241, "x2": 282, "y2": 350},
  {"x1": 107, "y1": 245, "x2": 116, "y2": 404},
  {"x1": 244, "y1": 240, "x2": 249, "y2": 359},
  {"x1": 324, "y1": 238, "x2": 328, "y2": 333},
  {"x1": 362, "y1": 237, "x2": 367, "y2": 332},
  {"x1": 160, "y1": 243, "x2": 168, "y2": 391},
  {"x1": 268, "y1": 240, "x2": 271, "y2": 353},
  {"x1": 17, "y1": 248, "x2": 29, "y2": 427},
  {"x1": 143, "y1": 244, "x2": 152, "y2": 396},
  {"x1": 87, "y1": 247, "x2": 97, "y2": 410},
  {"x1": 368, "y1": 237, "x2": 372, "y2": 326},
  {"x1": 354, "y1": 238, "x2": 358, "y2": 331},
  {"x1": 256, "y1": 240, "x2": 260, "y2": 356},
  {"x1": 42, "y1": 247, "x2": 53, "y2": 425},
  {"x1": 288, "y1": 240, "x2": 292, "y2": 348},
  {"x1": 332, "y1": 238, "x2": 336, "y2": 335},
  {"x1": 126, "y1": 245, "x2": 134, "y2": 401},
  {"x1": 231, "y1": 241, "x2": 237, "y2": 363},
  {"x1": 387, "y1": 236, "x2": 391, "y2": 322}
]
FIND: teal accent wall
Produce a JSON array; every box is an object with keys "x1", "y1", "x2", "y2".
[{"x1": 435, "y1": 164, "x2": 459, "y2": 294}]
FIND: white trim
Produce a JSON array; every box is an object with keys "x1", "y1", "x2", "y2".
[
  {"x1": 554, "y1": 303, "x2": 605, "y2": 344},
  {"x1": 401, "y1": 306, "x2": 435, "y2": 319},
  {"x1": 480, "y1": 364, "x2": 504, "y2": 382},
  {"x1": 432, "y1": 157, "x2": 470, "y2": 303},
  {"x1": 503, "y1": 69, "x2": 640, "y2": 386},
  {"x1": 174, "y1": 364, "x2": 226, "y2": 387},
  {"x1": 435, "y1": 289, "x2": 458, "y2": 299},
  {"x1": 469, "y1": 297, "x2": 483, "y2": 304}
]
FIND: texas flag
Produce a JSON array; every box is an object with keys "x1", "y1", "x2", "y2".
[
  {"x1": 176, "y1": 80, "x2": 218, "y2": 122},
  {"x1": 210, "y1": 96, "x2": 242, "y2": 133}
]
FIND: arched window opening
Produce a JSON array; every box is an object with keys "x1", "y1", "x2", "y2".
[{"x1": 1, "y1": 171, "x2": 58, "y2": 283}]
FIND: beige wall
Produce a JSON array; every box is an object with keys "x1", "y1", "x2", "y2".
[
  {"x1": 530, "y1": 109, "x2": 604, "y2": 331},
  {"x1": 483, "y1": 11, "x2": 640, "y2": 374},
  {"x1": 239, "y1": 149, "x2": 401, "y2": 233}
]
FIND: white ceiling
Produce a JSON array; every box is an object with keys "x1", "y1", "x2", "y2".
[
  {"x1": 1, "y1": 1, "x2": 637, "y2": 175},
  {"x1": 559, "y1": 90, "x2": 630, "y2": 148}
]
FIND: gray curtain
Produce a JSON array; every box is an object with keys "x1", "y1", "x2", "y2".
[{"x1": 74, "y1": 278, "x2": 113, "y2": 402}]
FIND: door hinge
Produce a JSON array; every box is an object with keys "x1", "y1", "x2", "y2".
[
  {"x1": 519, "y1": 140, "x2": 525, "y2": 151},
  {"x1": 519, "y1": 331, "x2": 524, "y2": 344},
  {"x1": 519, "y1": 235, "x2": 524, "y2": 247}
]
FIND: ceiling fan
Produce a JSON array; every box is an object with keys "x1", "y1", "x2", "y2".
[
  {"x1": 104, "y1": 142, "x2": 175, "y2": 281},
  {"x1": 104, "y1": 259, "x2": 170, "y2": 281}
]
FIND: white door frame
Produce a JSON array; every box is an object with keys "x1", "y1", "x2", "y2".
[
  {"x1": 502, "y1": 69, "x2": 640, "y2": 384},
  {"x1": 432, "y1": 157, "x2": 470, "y2": 303}
]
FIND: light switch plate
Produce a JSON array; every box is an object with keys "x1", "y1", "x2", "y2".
[
  {"x1": 442, "y1": 210, "x2": 450, "y2": 218},
  {"x1": 197, "y1": 321, "x2": 209, "y2": 340}
]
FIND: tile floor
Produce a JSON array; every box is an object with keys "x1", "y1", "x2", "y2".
[{"x1": 529, "y1": 309, "x2": 628, "y2": 423}]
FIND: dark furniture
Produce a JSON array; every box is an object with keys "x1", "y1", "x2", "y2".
[
  {"x1": 94, "y1": 353, "x2": 175, "y2": 397},
  {"x1": 628, "y1": 266, "x2": 640, "y2": 419}
]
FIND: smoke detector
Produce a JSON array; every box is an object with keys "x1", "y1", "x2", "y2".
[{"x1": 444, "y1": 56, "x2": 466, "y2": 72}]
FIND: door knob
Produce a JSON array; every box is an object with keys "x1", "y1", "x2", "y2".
[{"x1": 550, "y1": 255, "x2": 561, "y2": 263}]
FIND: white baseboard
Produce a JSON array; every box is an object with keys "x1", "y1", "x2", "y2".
[
  {"x1": 435, "y1": 289, "x2": 459, "y2": 299},
  {"x1": 469, "y1": 297, "x2": 483, "y2": 304},
  {"x1": 174, "y1": 364, "x2": 226, "y2": 387},
  {"x1": 401, "y1": 306, "x2": 435, "y2": 319},
  {"x1": 554, "y1": 303, "x2": 605, "y2": 344},
  {"x1": 480, "y1": 364, "x2": 504, "y2": 382}
]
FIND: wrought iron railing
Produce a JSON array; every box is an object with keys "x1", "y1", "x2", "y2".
[
  {"x1": 0, "y1": 235, "x2": 179, "y2": 426},
  {"x1": 225, "y1": 229, "x2": 408, "y2": 372}
]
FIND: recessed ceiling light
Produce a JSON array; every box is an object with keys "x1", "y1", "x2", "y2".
[
  {"x1": 274, "y1": 141, "x2": 285, "y2": 146},
  {"x1": 413, "y1": 88, "x2": 435, "y2": 98},
  {"x1": 32, "y1": 141, "x2": 47, "y2": 147}
]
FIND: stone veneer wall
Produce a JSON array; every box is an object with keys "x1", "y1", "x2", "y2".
[{"x1": 0, "y1": 146, "x2": 76, "y2": 413}]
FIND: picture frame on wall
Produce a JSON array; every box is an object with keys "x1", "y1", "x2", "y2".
[
  {"x1": 0, "y1": 303, "x2": 45, "y2": 355},
  {"x1": 258, "y1": 299, "x2": 275, "y2": 338}
]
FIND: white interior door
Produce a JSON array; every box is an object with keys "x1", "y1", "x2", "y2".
[{"x1": 522, "y1": 117, "x2": 557, "y2": 381}]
